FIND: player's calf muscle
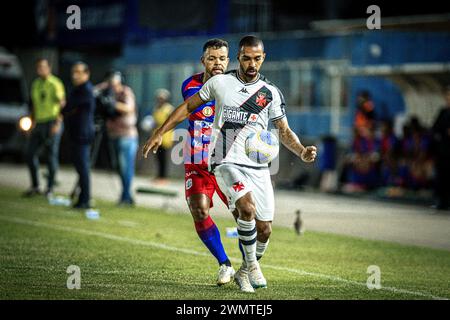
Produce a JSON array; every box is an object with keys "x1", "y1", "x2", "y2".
[{"x1": 256, "y1": 222, "x2": 272, "y2": 241}]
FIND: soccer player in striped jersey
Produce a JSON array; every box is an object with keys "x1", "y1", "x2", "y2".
[
  {"x1": 181, "y1": 39, "x2": 235, "y2": 285},
  {"x1": 143, "y1": 35, "x2": 317, "y2": 293}
]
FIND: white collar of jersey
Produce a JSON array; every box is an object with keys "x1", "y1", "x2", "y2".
[{"x1": 236, "y1": 69, "x2": 260, "y2": 86}]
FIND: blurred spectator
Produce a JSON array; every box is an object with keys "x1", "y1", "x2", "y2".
[
  {"x1": 340, "y1": 90, "x2": 376, "y2": 192},
  {"x1": 318, "y1": 135, "x2": 338, "y2": 192},
  {"x1": 152, "y1": 89, "x2": 174, "y2": 183},
  {"x1": 95, "y1": 71, "x2": 138, "y2": 206},
  {"x1": 396, "y1": 117, "x2": 433, "y2": 190},
  {"x1": 23, "y1": 58, "x2": 65, "y2": 198},
  {"x1": 377, "y1": 119, "x2": 400, "y2": 187},
  {"x1": 378, "y1": 119, "x2": 397, "y2": 158},
  {"x1": 408, "y1": 116, "x2": 433, "y2": 190},
  {"x1": 342, "y1": 85, "x2": 436, "y2": 198},
  {"x1": 62, "y1": 62, "x2": 95, "y2": 209},
  {"x1": 431, "y1": 86, "x2": 450, "y2": 210},
  {"x1": 389, "y1": 123, "x2": 413, "y2": 189},
  {"x1": 342, "y1": 127, "x2": 380, "y2": 192},
  {"x1": 354, "y1": 90, "x2": 375, "y2": 132}
]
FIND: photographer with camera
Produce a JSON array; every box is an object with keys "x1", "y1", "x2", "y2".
[{"x1": 95, "y1": 71, "x2": 138, "y2": 206}]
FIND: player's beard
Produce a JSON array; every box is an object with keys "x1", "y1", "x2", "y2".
[{"x1": 240, "y1": 65, "x2": 258, "y2": 81}]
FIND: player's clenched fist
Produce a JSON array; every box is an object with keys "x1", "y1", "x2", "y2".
[
  {"x1": 300, "y1": 146, "x2": 317, "y2": 163},
  {"x1": 142, "y1": 132, "x2": 163, "y2": 158}
]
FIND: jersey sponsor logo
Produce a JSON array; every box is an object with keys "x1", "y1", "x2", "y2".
[
  {"x1": 239, "y1": 87, "x2": 249, "y2": 94},
  {"x1": 232, "y1": 181, "x2": 245, "y2": 192},
  {"x1": 223, "y1": 105, "x2": 249, "y2": 124},
  {"x1": 202, "y1": 106, "x2": 213, "y2": 117},
  {"x1": 256, "y1": 92, "x2": 268, "y2": 107},
  {"x1": 192, "y1": 120, "x2": 213, "y2": 144},
  {"x1": 192, "y1": 139, "x2": 203, "y2": 147},
  {"x1": 222, "y1": 105, "x2": 257, "y2": 126},
  {"x1": 193, "y1": 120, "x2": 213, "y2": 130}
]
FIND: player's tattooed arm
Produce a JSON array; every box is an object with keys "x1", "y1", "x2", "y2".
[
  {"x1": 142, "y1": 93, "x2": 204, "y2": 158},
  {"x1": 273, "y1": 118, "x2": 304, "y2": 157},
  {"x1": 273, "y1": 117, "x2": 317, "y2": 163}
]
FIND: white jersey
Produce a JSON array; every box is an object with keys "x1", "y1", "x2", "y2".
[{"x1": 198, "y1": 70, "x2": 286, "y2": 170}]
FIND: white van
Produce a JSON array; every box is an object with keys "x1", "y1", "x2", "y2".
[{"x1": 0, "y1": 47, "x2": 31, "y2": 158}]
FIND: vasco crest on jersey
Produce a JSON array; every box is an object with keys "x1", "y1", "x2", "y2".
[{"x1": 256, "y1": 91, "x2": 268, "y2": 107}]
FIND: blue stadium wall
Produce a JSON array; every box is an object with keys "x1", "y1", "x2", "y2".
[{"x1": 121, "y1": 31, "x2": 450, "y2": 142}]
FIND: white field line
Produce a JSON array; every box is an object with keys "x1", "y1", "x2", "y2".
[
  {"x1": 1, "y1": 215, "x2": 448, "y2": 300},
  {"x1": 117, "y1": 220, "x2": 140, "y2": 228}
]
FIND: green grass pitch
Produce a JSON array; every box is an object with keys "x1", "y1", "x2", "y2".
[{"x1": 0, "y1": 186, "x2": 448, "y2": 300}]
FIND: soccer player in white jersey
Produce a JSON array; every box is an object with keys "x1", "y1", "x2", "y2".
[{"x1": 143, "y1": 35, "x2": 317, "y2": 293}]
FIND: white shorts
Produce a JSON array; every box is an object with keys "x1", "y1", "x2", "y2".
[{"x1": 214, "y1": 163, "x2": 274, "y2": 221}]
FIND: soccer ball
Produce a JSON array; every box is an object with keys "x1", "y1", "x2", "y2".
[{"x1": 245, "y1": 129, "x2": 279, "y2": 164}]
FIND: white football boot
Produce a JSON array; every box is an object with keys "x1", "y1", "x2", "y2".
[
  {"x1": 217, "y1": 264, "x2": 235, "y2": 286},
  {"x1": 247, "y1": 261, "x2": 267, "y2": 289},
  {"x1": 234, "y1": 265, "x2": 255, "y2": 293}
]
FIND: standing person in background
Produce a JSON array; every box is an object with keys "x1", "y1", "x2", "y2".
[
  {"x1": 408, "y1": 116, "x2": 433, "y2": 191},
  {"x1": 95, "y1": 71, "x2": 138, "y2": 206},
  {"x1": 152, "y1": 89, "x2": 174, "y2": 184},
  {"x1": 62, "y1": 62, "x2": 95, "y2": 209},
  {"x1": 24, "y1": 58, "x2": 65, "y2": 198},
  {"x1": 354, "y1": 90, "x2": 376, "y2": 132},
  {"x1": 431, "y1": 86, "x2": 450, "y2": 211},
  {"x1": 378, "y1": 119, "x2": 400, "y2": 188}
]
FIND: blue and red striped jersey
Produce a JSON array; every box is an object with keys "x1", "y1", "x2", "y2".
[{"x1": 181, "y1": 72, "x2": 215, "y2": 167}]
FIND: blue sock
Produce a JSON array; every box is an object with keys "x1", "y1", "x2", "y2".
[{"x1": 195, "y1": 216, "x2": 230, "y2": 266}]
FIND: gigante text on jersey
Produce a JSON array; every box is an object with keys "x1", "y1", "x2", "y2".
[{"x1": 223, "y1": 105, "x2": 259, "y2": 125}]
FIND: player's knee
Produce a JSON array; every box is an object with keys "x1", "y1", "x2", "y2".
[
  {"x1": 238, "y1": 202, "x2": 256, "y2": 220},
  {"x1": 190, "y1": 205, "x2": 209, "y2": 221}
]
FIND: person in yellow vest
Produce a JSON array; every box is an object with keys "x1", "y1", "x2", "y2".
[
  {"x1": 152, "y1": 88, "x2": 174, "y2": 183},
  {"x1": 24, "y1": 58, "x2": 65, "y2": 197}
]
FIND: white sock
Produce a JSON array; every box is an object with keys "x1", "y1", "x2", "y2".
[
  {"x1": 256, "y1": 239, "x2": 269, "y2": 260},
  {"x1": 237, "y1": 218, "x2": 257, "y2": 265}
]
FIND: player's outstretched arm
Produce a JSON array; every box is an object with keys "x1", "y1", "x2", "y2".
[
  {"x1": 142, "y1": 93, "x2": 204, "y2": 158},
  {"x1": 273, "y1": 118, "x2": 317, "y2": 163}
]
